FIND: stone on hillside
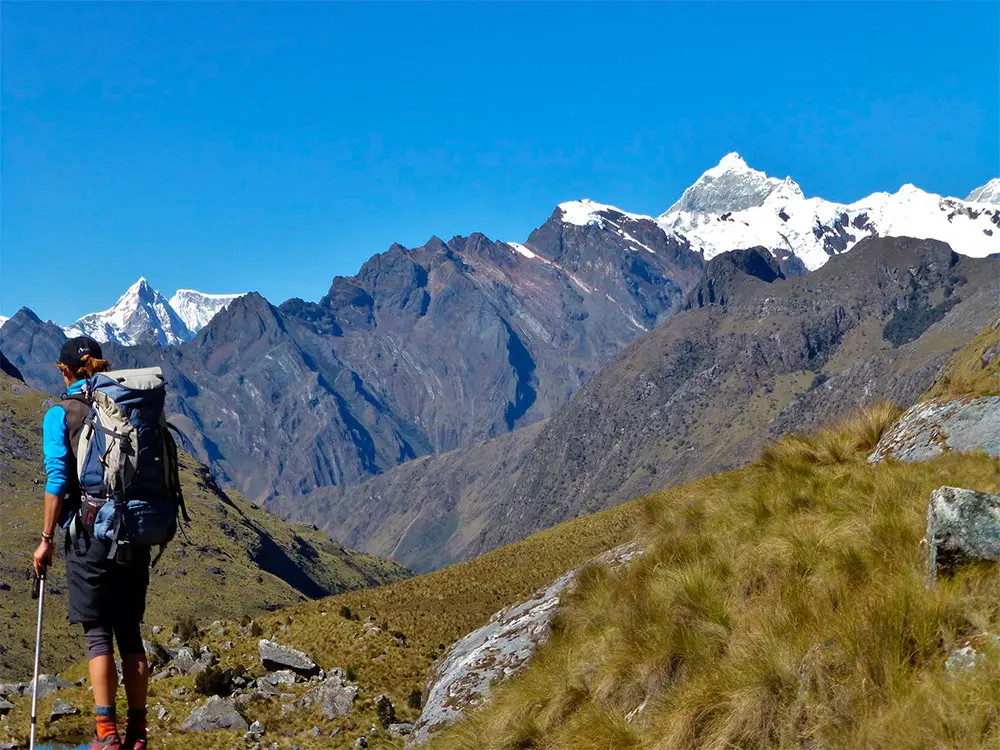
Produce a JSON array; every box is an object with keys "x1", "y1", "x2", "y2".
[
  {"x1": 869, "y1": 396, "x2": 1000, "y2": 463},
  {"x1": 245, "y1": 720, "x2": 265, "y2": 740},
  {"x1": 354, "y1": 738, "x2": 368, "y2": 749},
  {"x1": 389, "y1": 723, "x2": 415, "y2": 737},
  {"x1": 0, "y1": 684, "x2": 25, "y2": 701},
  {"x1": 408, "y1": 542, "x2": 640, "y2": 746},
  {"x1": 0, "y1": 699, "x2": 13, "y2": 715},
  {"x1": 35, "y1": 674, "x2": 72, "y2": 700},
  {"x1": 49, "y1": 699, "x2": 78, "y2": 722},
  {"x1": 171, "y1": 646, "x2": 217, "y2": 675},
  {"x1": 926, "y1": 487, "x2": 1000, "y2": 587},
  {"x1": 151, "y1": 625, "x2": 164, "y2": 635},
  {"x1": 258, "y1": 639, "x2": 320, "y2": 677},
  {"x1": 180, "y1": 695, "x2": 248, "y2": 732},
  {"x1": 286, "y1": 674, "x2": 357, "y2": 720},
  {"x1": 945, "y1": 634, "x2": 1000, "y2": 671}
]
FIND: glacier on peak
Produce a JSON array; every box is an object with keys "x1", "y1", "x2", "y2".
[
  {"x1": 968, "y1": 178, "x2": 1000, "y2": 205},
  {"x1": 663, "y1": 152, "x2": 791, "y2": 217},
  {"x1": 169, "y1": 289, "x2": 244, "y2": 334}
]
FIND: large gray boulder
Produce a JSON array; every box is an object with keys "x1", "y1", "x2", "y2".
[
  {"x1": 180, "y1": 695, "x2": 248, "y2": 733},
  {"x1": 926, "y1": 487, "x2": 1000, "y2": 588},
  {"x1": 407, "y1": 543, "x2": 640, "y2": 746},
  {"x1": 258, "y1": 639, "x2": 320, "y2": 677},
  {"x1": 870, "y1": 396, "x2": 1000, "y2": 463}
]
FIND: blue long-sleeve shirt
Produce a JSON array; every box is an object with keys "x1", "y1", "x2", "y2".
[{"x1": 42, "y1": 379, "x2": 87, "y2": 498}]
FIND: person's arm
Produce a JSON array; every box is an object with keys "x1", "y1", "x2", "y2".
[{"x1": 33, "y1": 406, "x2": 69, "y2": 576}]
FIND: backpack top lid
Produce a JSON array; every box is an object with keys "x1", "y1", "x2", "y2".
[{"x1": 91, "y1": 367, "x2": 165, "y2": 391}]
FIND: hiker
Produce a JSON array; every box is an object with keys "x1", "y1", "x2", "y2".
[{"x1": 32, "y1": 337, "x2": 151, "y2": 750}]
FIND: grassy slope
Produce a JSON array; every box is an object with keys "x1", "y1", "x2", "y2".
[
  {"x1": 3, "y1": 492, "x2": 638, "y2": 749},
  {"x1": 924, "y1": 315, "x2": 1000, "y2": 401},
  {"x1": 421, "y1": 347, "x2": 1000, "y2": 748},
  {"x1": 0, "y1": 373, "x2": 409, "y2": 680}
]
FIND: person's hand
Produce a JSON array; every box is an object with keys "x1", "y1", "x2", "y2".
[{"x1": 33, "y1": 538, "x2": 53, "y2": 578}]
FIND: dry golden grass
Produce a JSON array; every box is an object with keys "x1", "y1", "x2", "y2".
[
  {"x1": 924, "y1": 316, "x2": 1000, "y2": 401},
  {"x1": 425, "y1": 404, "x2": 1000, "y2": 750}
]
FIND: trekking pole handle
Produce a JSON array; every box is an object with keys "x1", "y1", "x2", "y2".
[{"x1": 31, "y1": 570, "x2": 45, "y2": 600}]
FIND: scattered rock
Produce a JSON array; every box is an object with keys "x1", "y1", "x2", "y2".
[
  {"x1": 0, "y1": 699, "x2": 13, "y2": 715},
  {"x1": 258, "y1": 640, "x2": 320, "y2": 677},
  {"x1": 354, "y1": 738, "x2": 368, "y2": 749},
  {"x1": 388, "y1": 723, "x2": 415, "y2": 737},
  {"x1": 35, "y1": 674, "x2": 73, "y2": 700},
  {"x1": 151, "y1": 625, "x2": 164, "y2": 635},
  {"x1": 408, "y1": 542, "x2": 640, "y2": 745},
  {"x1": 926, "y1": 487, "x2": 1000, "y2": 587},
  {"x1": 156, "y1": 705, "x2": 169, "y2": 721},
  {"x1": 245, "y1": 720, "x2": 265, "y2": 740},
  {"x1": 285, "y1": 674, "x2": 357, "y2": 720},
  {"x1": 945, "y1": 634, "x2": 1000, "y2": 671},
  {"x1": 869, "y1": 396, "x2": 1000, "y2": 463},
  {"x1": 171, "y1": 646, "x2": 217, "y2": 675},
  {"x1": 49, "y1": 699, "x2": 79, "y2": 722},
  {"x1": 982, "y1": 343, "x2": 1000, "y2": 369},
  {"x1": 180, "y1": 695, "x2": 248, "y2": 732}
]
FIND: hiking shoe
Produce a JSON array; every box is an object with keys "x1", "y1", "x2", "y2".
[{"x1": 90, "y1": 735, "x2": 122, "y2": 750}]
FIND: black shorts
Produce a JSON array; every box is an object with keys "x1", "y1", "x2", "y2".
[{"x1": 65, "y1": 531, "x2": 151, "y2": 626}]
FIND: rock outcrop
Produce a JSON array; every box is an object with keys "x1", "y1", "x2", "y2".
[
  {"x1": 408, "y1": 543, "x2": 640, "y2": 746},
  {"x1": 925, "y1": 487, "x2": 1000, "y2": 587},
  {"x1": 258, "y1": 639, "x2": 321, "y2": 678},
  {"x1": 180, "y1": 695, "x2": 248, "y2": 732},
  {"x1": 870, "y1": 396, "x2": 1000, "y2": 463}
]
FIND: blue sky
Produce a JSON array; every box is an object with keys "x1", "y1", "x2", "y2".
[{"x1": 2, "y1": 2, "x2": 997, "y2": 324}]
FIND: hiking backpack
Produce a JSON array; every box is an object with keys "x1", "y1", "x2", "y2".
[{"x1": 70, "y1": 367, "x2": 189, "y2": 563}]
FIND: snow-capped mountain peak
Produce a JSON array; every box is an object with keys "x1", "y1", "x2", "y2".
[
  {"x1": 968, "y1": 178, "x2": 1000, "y2": 205},
  {"x1": 655, "y1": 157, "x2": 1000, "y2": 271},
  {"x1": 69, "y1": 277, "x2": 193, "y2": 347},
  {"x1": 663, "y1": 152, "x2": 790, "y2": 217},
  {"x1": 0, "y1": 316, "x2": 8, "y2": 329},
  {"x1": 557, "y1": 199, "x2": 654, "y2": 228},
  {"x1": 169, "y1": 289, "x2": 244, "y2": 334}
]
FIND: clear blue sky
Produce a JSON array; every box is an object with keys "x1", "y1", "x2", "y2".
[{"x1": 2, "y1": 2, "x2": 997, "y2": 324}]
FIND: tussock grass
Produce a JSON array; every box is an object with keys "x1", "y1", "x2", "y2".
[
  {"x1": 426, "y1": 404, "x2": 1000, "y2": 750},
  {"x1": 924, "y1": 315, "x2": 1000, "y2": 400}
]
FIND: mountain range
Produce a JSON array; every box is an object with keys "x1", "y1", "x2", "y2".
[{"x1": 2, "y1": 154, "x2": 998, "y2": 574}]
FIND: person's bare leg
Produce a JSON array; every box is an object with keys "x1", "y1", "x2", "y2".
[
  {"x1": 88, "y1": 653, "x2": 118, "y2": 707},
  {"x1": 121, "y1": 651, "x2": 148, "y2": 709}
]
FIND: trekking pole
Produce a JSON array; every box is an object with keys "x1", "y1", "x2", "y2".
[{"x1": 29, "y1": 568, "x2": 46, "y2": 750}]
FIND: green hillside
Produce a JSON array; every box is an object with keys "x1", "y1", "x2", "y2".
[{"x1": 0, "y1": 372, "x2": 409, "y2": 680}]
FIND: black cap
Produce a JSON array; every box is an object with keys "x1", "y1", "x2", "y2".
[{"x1": 59, "y1": 336, "x2": 103, "y2": 368}]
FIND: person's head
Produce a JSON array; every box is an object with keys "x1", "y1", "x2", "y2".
[{"x1": 57, "y1": 336, "x2": 110, "y2": 386}]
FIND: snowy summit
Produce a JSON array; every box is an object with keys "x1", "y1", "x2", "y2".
[
  {"x1": 66, "y1": 278, "x2": 245, "y2": 347},
  {"x1": 169, "y1": 289, "x2": 243, "y2": 333}
]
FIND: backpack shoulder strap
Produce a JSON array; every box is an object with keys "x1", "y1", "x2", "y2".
[{"x1": 59, "y1": 394, "x2": 92, "y2": 462}]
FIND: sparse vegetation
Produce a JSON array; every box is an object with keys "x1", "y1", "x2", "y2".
[
  {"x1": 924, "y1": 315, "x2": 1000, "y2": 400},
  {"x1": 425, "y1": 404, "x2": 1000, "y2": 750}
]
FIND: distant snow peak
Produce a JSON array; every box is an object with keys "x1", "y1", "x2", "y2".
[
  {"x1": 0, "y1": 316, "x2": 8, "y2": 329},
  {"x1": 657, "y1": 164, "x2": 1000, "y2": 272},
  {"x1": 169, "y1": 289, "x2": 244, "y2": 334},
  {"x1": 70, "y1": 276, "x2": 192, "y2": 347},
  {"x1": 557, "y1": 199, "x2": 653, "y2": 228},
  {"x1": 665, "y1": 153, "x2": 791, "y2": 217},
  {"x1": 968, "y1": 178, "x2": 1000, "y2": 205}
]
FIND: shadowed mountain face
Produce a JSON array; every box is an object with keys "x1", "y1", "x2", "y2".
[
  {"x1": 1, "y1": 228, "x2": 704, "y2": 504},
  {"x1": 282, "y1": 238, "x2": 1000, "y2": 572}
]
